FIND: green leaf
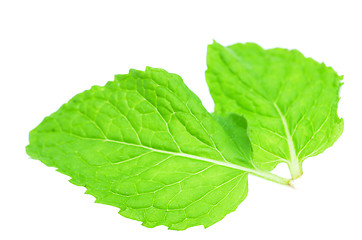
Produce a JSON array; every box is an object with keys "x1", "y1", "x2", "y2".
[
  {"x1": 206, "y1": 41, "x2": 344, "y2": 179},
  {"x1": 26, "y1": 67, "x2": 289, "y2": 230},
  {"x1": 212, "y1": 113, "x2": 252, "y2": 162}
]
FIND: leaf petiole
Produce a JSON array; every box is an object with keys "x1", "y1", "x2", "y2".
[
  {"x1": 247, "y1": 168, "x2": 293, "y2": 187},
  {"x1": 288, "y1": 159, "x2": 303, "y2": 180}
]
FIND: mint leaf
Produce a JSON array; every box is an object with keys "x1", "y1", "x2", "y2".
[
  {"x1": 27, "y1": 67, "x2": 289, "y2": 230},
  {"x1": 212, "y1": 113, "x2": 252, "y2": 162},
  {"x1": 206, "y1": 41, "x2": 343, "y2": 179}
]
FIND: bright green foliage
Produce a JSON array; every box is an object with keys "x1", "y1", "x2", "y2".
[
  {"x1": 27, "y1": 43, "x2": 343, "y2": 229},
  {"x1": 212, "y1": 113, "x2": 252, "y2": 162},
  {"x1": 27, "y1": 67, "x2": 256, "y2": 230},
  {"x1": 206, "y1": 41, "x2": 344, "y2": 179}
]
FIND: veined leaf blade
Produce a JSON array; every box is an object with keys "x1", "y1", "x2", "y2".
[
  {"x1": 26, "y1": 67, "x2": 253, "y2": 229},
  {"x1": 206, "y1": 42, "x2": 343, "y2": 178}
]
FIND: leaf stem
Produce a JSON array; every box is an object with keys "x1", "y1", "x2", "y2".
[
  {"x1": 248, "y1": 168, "x2": 293, "y2": 187},
  {"x1": 273, "y1": 103, "x2": 303, "y2": 180},
  {"x1": 288, "y1": 158, "x2": 303, "y2": 180}
]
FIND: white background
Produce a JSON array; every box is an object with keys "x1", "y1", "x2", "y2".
[{"x1": 1, "y1": 0, "x2": 361, "y2": 239}]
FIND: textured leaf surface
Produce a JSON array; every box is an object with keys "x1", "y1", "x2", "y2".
[
  {"x1": 212, "y1": 113, "x2": 252, "y2": 163},
  {"x1": 27, "y1": 67, "x2": 253, "y2": 230},
  {"x1": 206, "y1": 42, "x2": 343, "y2": 178}
]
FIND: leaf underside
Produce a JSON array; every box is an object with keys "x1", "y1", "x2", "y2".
[
  {"x1": 206, "y1": 41, "x2": 343, "y2": 176},
  {"x1": 26, "y1": 67, "x2": 253, "y2": 230}
]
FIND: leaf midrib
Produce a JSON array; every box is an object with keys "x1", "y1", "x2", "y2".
[
  {"x1": 101, "y1": 135, "x2": 289, "y2": 184},
  {"x1": 273, "y1": 103, "x2": 300, "y2": 178},
  {"x1": 62, "y1": 131, "x2": 254, "y2": 173}
]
